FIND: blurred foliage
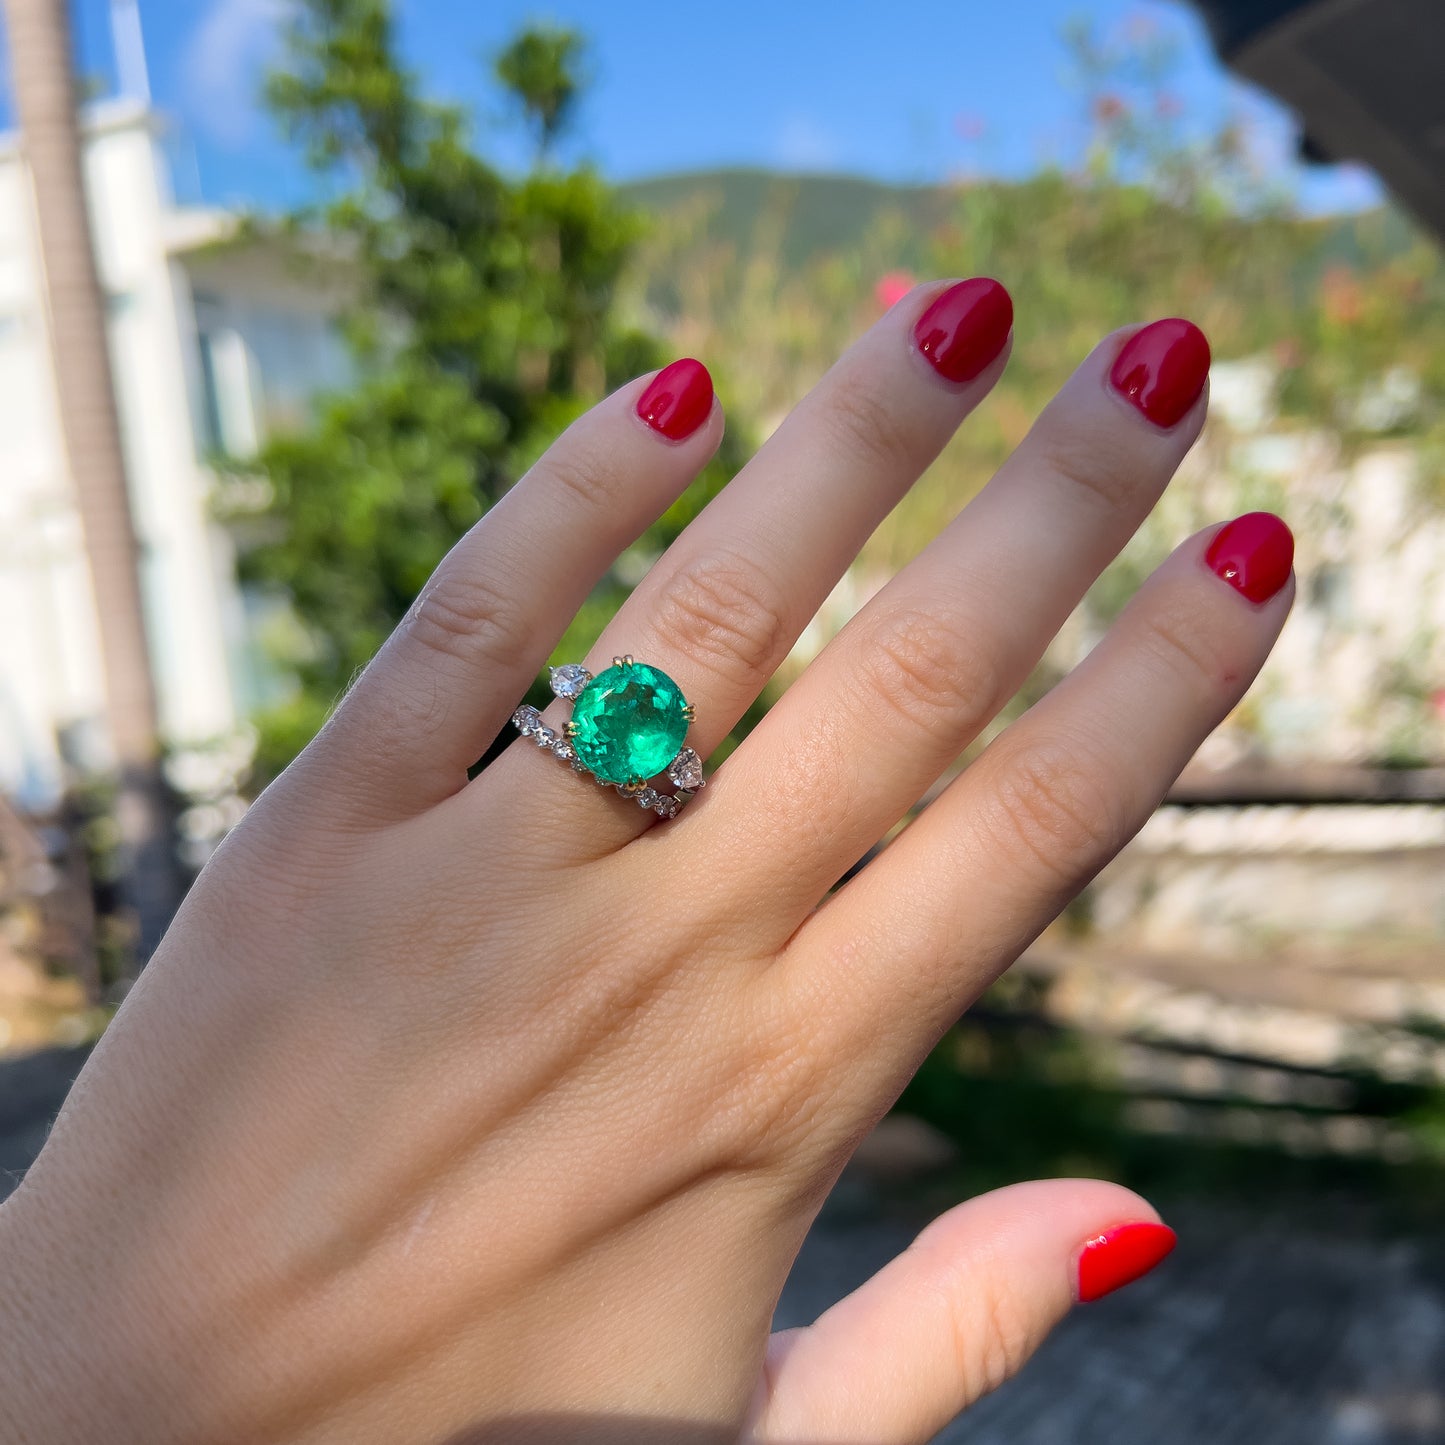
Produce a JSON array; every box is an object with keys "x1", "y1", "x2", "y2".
[
  {"x1": 227, "y1": 0, "x2": 747, "y2": 781},
  {"x1": 493, "y1": 25, "x2": 586, "y2": 166},
  {"x1": 623, "y1": 21, "x2": 1445, "y2": 728},
  {"x1": 897, "y1": 972, "x2": 1445, "y2": 1219},
  {"x1": 229, "y1": 11, "x2": 1445, "y2": 773}
]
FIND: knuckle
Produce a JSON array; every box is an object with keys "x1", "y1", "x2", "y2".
[
  {"x1": 856, "y1": 607, "x2": 1003, "y2": 739},
  {"x1": 726, "y1": 1030, "x2": 825, "y2": 1166},
  {"x1": 677, "y1": 993, "x2": 826, "y2": 1170},
  {"x1": 403, "y1": 568, "x2": 532, "y2": 675},
  {"x1": 1138, "y1": 591, "x2": 1235, "y2": 692},
  {"x1": 821, "y1": 372, "x2": 917, "y2": 474},
  {"x1": 907, "y1": 1225, "x2": 1040, "y2": 1406},
  {"x1": 966, "y1": 1273, "x2": 1038, "y2": 1400},
  {"x1": 541, "y1": 441, "x2": 623, "y2": 513},
  {"x1": 982, "y1": 735, "x2": 1128, "y2": 886},
  {"x1": 1035, "y1": 428, "x2": 1137, "y2": 515},
  {"x1": 650, "y1": 549, "x2": 789, "y2": 681}
]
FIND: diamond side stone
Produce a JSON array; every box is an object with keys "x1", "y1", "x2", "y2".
[
  {"x1": 549, "y1": 664, "x2": 592, "y2": 699},
  {"x1": 667, "y1": 747, "x2": 704, "y2": 791}
]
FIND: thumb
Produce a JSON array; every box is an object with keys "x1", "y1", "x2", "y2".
[{"x1": 746, "y1": 1178, "x2": 1176, "y2": 1445}]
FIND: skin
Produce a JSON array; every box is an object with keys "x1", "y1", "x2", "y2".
[{"x1": 0, "y1": 281, "x2": 1292, "y2": 1444}]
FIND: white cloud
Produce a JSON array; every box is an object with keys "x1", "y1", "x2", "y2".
[
  {"x1": 773, "y1": 114, "x2": 841, "y2": 172},
  {"x1": 181, "y1": 0, "x2": 291, "y2": 149}
]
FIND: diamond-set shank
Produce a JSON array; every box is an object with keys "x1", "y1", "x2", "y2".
[{"x1": 510, "y1": 661, "x2": 704, "y2": 818}]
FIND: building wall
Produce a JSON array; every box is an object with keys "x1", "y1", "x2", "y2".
[{"x1": 0, "y1": 102, "x2": 344, "y2": 807}]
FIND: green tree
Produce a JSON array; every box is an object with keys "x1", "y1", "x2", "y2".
[
  {"x1": 493, "y1": 25, "x2": 585, "y2": 167},
  {"x1": 231, "y1": 2, "x2": 739, "y2": 778}
]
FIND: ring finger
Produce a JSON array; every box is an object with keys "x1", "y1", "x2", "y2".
[
  {"x1": 699, "y1": 318, "x2": 1213, "y2": 924},
  {"x1": 481, "y1": 278, "x2": 1015, "y2": 849}
]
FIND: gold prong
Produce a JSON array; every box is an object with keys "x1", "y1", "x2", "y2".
[
  {"x1": 623, "y1": 654, "x2": 635, "y2": 667},
  {"x1": 563, "y1": 721, "x2": 578, "y2": 738},
  {"x1": 682, "y1": 704, "x2": 696, "y2": 722}
]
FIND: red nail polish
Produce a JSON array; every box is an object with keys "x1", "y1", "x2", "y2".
[
  {"x1": 913, "y1": 277, "x2": 1013, "y2": 384},
  {"x1": 1076, "y1": 1222, "x2": 1176, "y2": 1303},
  {"x1": 1205, "y1": 511, "x2": 1294, "y2": 604},
  {"x1": 1109, "y1": 318, "x2": 1211, "y2": 427},
  {"x1": 637, "y1": 358, "x2": 713, "y2": 440}
]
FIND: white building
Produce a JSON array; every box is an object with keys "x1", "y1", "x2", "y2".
[
  {"x1": 1165, "y1": 359, "x2": 1445, "y2": 769},
  {"x1": 0, "y1": 98, "x2": 348, "y2": 809}
]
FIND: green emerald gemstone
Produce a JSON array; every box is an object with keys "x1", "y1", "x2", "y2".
[{"x1": 570, "y1": 662, "x2": 689, "y2": 786}]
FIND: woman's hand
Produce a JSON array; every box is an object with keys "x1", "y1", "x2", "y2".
[{"x1": 0, "y1": 280, "x2": 1292, "y2": 1444}]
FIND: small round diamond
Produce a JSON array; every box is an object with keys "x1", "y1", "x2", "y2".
[{"x1": 512, "y1": 705, "x2": 542, "y2": 735}]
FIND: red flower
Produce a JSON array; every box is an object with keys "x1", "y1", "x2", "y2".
[
  {"x1": 1272, "y1": 337, "x2": 1303, "y2": 369},
  {"x1": 874, "y1": 271, "x2": 917, "y2": 311},
  {"x1": 1320, "y1": 264, "x2": 1363, "y2": 326},
  {"x1": 1093, "y1": 93, "x2": 1128, "y2": 124},
  {"x1": 953, "y1": 111, "x2": 986, "y2": 142}
]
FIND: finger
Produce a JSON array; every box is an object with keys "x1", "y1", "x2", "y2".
[
  {"x1": 484, "y1": 278, "x2": 1014, "y2": 847},
  {"x1": 746, "y1": 1179, "x2": 1175, "y2": 1444},
  {"x1": 705, "y1": 319, "x2": 1212, "y2": 926},
  {"x1": 301, "y1": 361, "x2": 722, "y2": 821},
  {"x1": 786, "y1": 513, "x2": 1294, "y2": 1088}
]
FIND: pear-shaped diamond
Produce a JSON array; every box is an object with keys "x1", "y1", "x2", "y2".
[
  {"x1": 667, "y1": 747, "x2": 704, "y2": 791},
  {"x1": 549, "y1": 664, "x2": 592, "y2": 699}
]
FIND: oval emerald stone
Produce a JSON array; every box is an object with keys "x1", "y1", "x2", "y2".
[{"x1": 570, "y1": 662, "x2": 690, "y2": 786}]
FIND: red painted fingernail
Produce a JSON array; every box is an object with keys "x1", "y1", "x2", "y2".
[
  {"x1": 637, "y1": 358, "x2": 713, "y2": 440},
  {"x1": 913, "y1": 277, "x2": 1013, "y2": 384},
  {"x1": 1077, "y1": 1222, "x2": 1177, "y2": 1303},
  {"x1": 1109, "y1": 318, "x2": 1211, "y2": 427},
  {"x1": 1205, "y1": 511, "x2": 1295, "y2": 604}
]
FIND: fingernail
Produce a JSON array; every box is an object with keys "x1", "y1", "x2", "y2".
[
  {"x1": 1205, "y1": 511, "x2": 1295, "y2": 604},
  {"x1": 1109, "y1": 318, "x2": 1211, "y2": 427},
  {"x1": 637, "y1": 358, "x2": 713, "y2": 440},
  {"x1": 1076, "y1": 1221, "x2": 1177, "y2": 1303},
  {"x1": 913, "y1": 277, "x2": 1013, "y2": 384}
]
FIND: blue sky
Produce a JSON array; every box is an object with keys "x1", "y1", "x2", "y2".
[{"x1": 18, "y1": 0, "x2": 1384, "y2": 215}]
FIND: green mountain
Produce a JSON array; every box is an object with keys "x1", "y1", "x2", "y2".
[
  {"x1": 621, "y1": 168, "x2": 954, "y2": 275},
  {"x1": 621, "y1": 166, "x2": 1418, "y2": 283}
]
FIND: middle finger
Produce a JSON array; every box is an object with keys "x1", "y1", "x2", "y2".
[
  {"x1": 483, "y1": 277, "x2": 1014, "y2": 850},
  {"x1": 701, "y1": 317, "x2": 1212, "y2": 923}
]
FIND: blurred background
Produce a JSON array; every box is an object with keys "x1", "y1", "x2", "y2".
[{"x1": 1, "y1": 0, "x2": 1443, "y2": 1439}]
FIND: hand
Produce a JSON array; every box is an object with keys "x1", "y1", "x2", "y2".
[{"x1": 0, "y1": 280, "x2": 1292, "y2": 1444}]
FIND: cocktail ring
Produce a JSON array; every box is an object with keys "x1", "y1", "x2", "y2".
[{"x1": 511, "y1": 657, "x2": 705, "y2": 819}]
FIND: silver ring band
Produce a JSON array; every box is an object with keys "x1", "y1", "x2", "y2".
[{"x1": 510, "y1": 658, "x2": 704, "y2": 819}]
